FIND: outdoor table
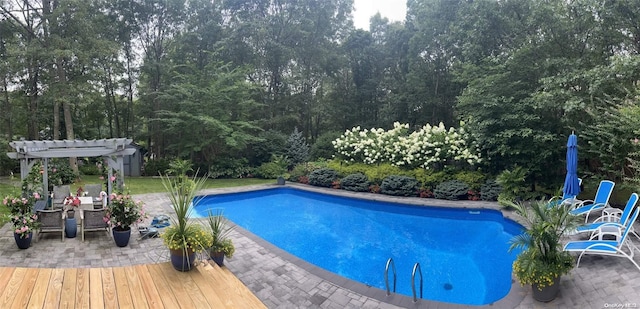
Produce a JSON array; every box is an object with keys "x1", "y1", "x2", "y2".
[{"x1": 78, "y1": 197, "x2": 94, "y2": 211}]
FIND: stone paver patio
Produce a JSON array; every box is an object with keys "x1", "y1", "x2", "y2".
[{"x1": 2, "y1": 183, "x2": 639, "y2": 308}]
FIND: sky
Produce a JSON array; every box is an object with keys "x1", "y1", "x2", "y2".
[{"x1": 353, "y1": 0, "x2": 407, "y2": 30}]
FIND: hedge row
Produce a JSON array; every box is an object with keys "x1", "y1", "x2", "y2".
[{"x1": 303, "y1": 166, "x2": 502, "y2": 201}]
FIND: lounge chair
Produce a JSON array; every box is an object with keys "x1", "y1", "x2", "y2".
[
  {"x1": 564, "y1": 207, "x2": 640, "y2": 271},
  {"x1": 574, "y1": 193, "x2": 639, "y2": 240},
  {"x1": 51, "y1": 185, "x2": 71, "y2": 210},
  {"x1": 569, "y1": 180, "x2": 615, "y2": 222},
  {"x1": 83, "y1": 184, "x2": 106, "y2": 208},
  {"x1": 35, "y1": 209, "x2": 65, "y2": 241},
  {"x1": 81, "y1": 208, "x2": 110, "y2": 241}
]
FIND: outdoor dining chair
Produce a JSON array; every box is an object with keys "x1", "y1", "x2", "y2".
[
  {"x1": 35, "y1": 208, "x2": 65, "y2": 241},
  {"x1": 51, "y1": 185, "x2": 71, "y2": 209},
  {"x1": 81, "y1": 208, "x2": 110, "y2": 241}
]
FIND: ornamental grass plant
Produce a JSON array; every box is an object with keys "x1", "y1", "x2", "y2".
[
  {"x1": 507, "y1": 199, "x2": 580, "y2": 290},
  {"x1": 160, "y1": 173, "x2": 212, "y2": 253},
  {"x1": 206, "y1": 209, "x2": 235, "y2": 258}
]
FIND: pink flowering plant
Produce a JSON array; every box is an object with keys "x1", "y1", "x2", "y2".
[
  {"x1": 10, "y1": 213, "x2": 39, "y2": 239},
  {"x1": 3, "y1": 193, "x2": 41, "y2": 239},
  {"x1": 64, "y1": 196, "x2": 81, "y2": 210},
  {"x1": 104, "y1": 193, "x2": 146, "y2": 231}
]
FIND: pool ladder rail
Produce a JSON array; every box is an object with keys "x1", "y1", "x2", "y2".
[
  {"x1": 384, "y1": 258, "x2": 396, "y2": 296},
  {"x1": 411, "y1": 262, "x2": 423, "y2": 302},
  {"x1": 384, "y1": 258, "x2": 423, "y2": 302}
]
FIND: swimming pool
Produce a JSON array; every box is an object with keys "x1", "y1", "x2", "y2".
[{"x1": 193, "y1": 187, "x2": 522, "y2": 305}]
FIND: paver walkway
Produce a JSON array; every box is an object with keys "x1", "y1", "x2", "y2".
[{"x1": 1, "y1": 183, "x2": 639, "y2": 308}]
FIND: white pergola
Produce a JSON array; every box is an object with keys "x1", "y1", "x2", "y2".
[{"x1": 6, "y1": 138, "x2": 136, "y2": 196}]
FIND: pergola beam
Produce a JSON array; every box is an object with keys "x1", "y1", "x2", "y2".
[{"x1": 6, "y1": 138, "x2": 135, "y2": 197}]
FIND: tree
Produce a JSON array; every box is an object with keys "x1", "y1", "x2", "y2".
[{"x1": 285, "y1": 127, "x2": 309, "y2": 168}]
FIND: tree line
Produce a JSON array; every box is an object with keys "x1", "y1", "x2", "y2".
[{"x1": 1, "y1": 0, "x2": 640, "y2": 186}]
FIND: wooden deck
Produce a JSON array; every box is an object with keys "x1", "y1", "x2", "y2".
[{"x1": 0, "y1": 261, "x2": 266, "y2": 309}]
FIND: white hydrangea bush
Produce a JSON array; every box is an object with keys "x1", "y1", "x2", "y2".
[{"x1": 332, "y1": 122, "x2": 481, "y2": 170}]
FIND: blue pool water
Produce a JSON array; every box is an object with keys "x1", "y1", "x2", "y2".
[{"x1": 193, "y1": 188, "x2": 522, "y2": 305}]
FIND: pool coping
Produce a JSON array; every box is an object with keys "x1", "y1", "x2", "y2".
[{"x1": 206, "y1": 183, "x2": 528, "y2": 308}]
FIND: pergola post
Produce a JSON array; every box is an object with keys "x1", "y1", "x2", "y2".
[{"x1": 42, "y1": 158, "x2": 49, "y2": 197}]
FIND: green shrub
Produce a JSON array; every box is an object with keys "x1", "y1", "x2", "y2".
[
  {"x1": 288, "y1": 163, "x2": 317, "y2": 182},
  {"x1": 143, "y1": 158, "x2": 171, "y2": 176},
  {"x1": 0, "y1": 141, "x2": 18, "y2": 176},
  {"x1": 79, "y1": 163, "x2": 101, "y2": 176},
  {"x1": 310, "y1": 131, "x2": 341, "y2": 160},
  {"x1": 496, "y1": 166, "x2": 528, "y2": 201},
  {"x1": 208, "y1": 158, "x2": 251, "y2": 178},
  {"x1": 341, "y1": 173, "x2": 370, "y2": 192},
  {"x1": 255, "y1": 161, "x2": 287, "y2": 179},
  {"x1": 480, "y1": 179, "x2": 502, "y2": 201},
  {"x1": 327, "y1": 161, "x2": 408, "y2": 184},
  {"x1": 49, "y1": 159, "x2": 76, "y2": 185},
  {"x1": 308, "y1": 168, "x2": 339, "y2": 187},
  {"x1": 380, "y1": 175, "x2": 419, "y2": 197},
  {"x1": 412, "y1": 168, "x2": 452, "y2": 189},
  {"x1": 454, "y1": 170, "x2": 486, "y2": 191},
  {"x1": 434, "y1": 180, "x2": 470, "y2": 200}
]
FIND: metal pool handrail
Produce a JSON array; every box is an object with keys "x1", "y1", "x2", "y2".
[
  {"x1": 412, "y1": 262, "x2": 423, "y2": 302},
  {"x1": 384, "y1": 257, "x2": 396, "y2": 295}
]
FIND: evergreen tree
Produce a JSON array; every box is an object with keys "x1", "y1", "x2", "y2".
[{"x1": 285, "y1": 127, "x2": 310, "y2": 169}]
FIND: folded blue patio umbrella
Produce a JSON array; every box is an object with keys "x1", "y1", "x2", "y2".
[{"x1": 563, "y1": 133, "x2": 580, "y2": 198}]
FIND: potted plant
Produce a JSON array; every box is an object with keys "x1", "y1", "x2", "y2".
[
  {"x1": 507, "y1": 199, "x2": 580, "y2": 302},
  {"x1": 160, "y1": 172, "x2": 212, "y2": 271},
  {"x1": 206, "y1": 209, "x2": 235, "y2": 266},
  {"x1": 63, "y1": 196, "x2": 81, "y2": 218},
  {"x1": 3, "y1": 193, "x2": 41, "y2": 249},
  {"x1": 104, "y1": 193, "x2": 146, "y2": 247}
]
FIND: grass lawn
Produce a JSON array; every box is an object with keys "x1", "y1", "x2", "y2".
[{"x1": 0, "y1": 176, "x2": 274, "y2": 226}]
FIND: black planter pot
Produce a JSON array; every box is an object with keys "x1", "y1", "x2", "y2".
[
  {"x1": 209, "y1": 250, "x2": 225, "y2": 266},
  {"x1": 14, "y1": 232, "x2": 32, "y2": 249},
  {"x1": 532, "y1": 276, "x2": 561, "y2": 302}
]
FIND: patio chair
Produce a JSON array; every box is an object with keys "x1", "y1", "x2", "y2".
[
  {"x1": 83, "y1": 184, "x2": 105, "y2": 208},
  {"x1": 81, "y1": 208, "x2": 110, "y2": 241},
  {"x1": 51, "y1": 185, "x2": 71, "y2": 209},
  {"x1": 569, "y1": 180, "x2": 615, "y2": 222},
  {"x1": 574, "y1": 193, "x2": 639, "y2": 241},
  {"x1": 35, "y1": 209, "x2": 65, "y2": 241},
  {"x1": 564, "y1": 207, "x2": 640, "y2": 271}
]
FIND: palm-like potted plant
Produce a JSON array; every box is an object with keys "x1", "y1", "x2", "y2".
[
  {"x1": 206, "y1": 209, "x2": 235, "y2": 266},
  {"x1": 507, "y1": 199, "x2": 580, "y2": 302},
  {"x1": 160, "y1": 172, "x2": 212, "y2": 271}
]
